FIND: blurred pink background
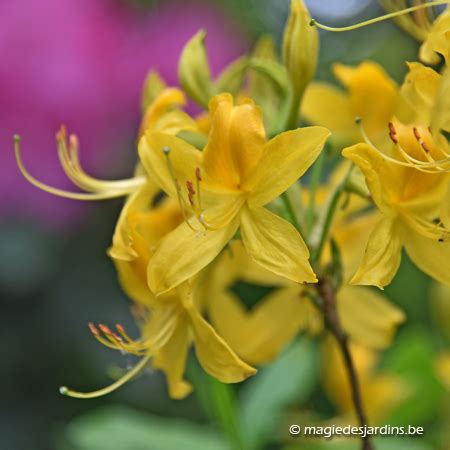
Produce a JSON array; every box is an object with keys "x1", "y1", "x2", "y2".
[{"x1": 0, "y1": 0, "x2": 247, "y2": 228}]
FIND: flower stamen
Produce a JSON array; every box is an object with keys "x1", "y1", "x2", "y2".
[
  {"x1": 14, "y1": 131, "x2": 145, "y2": 201},
  {"x1": 310, "y1": 1, "x2": 449, "y2": 33},
  {"x1": 59, "y1": 354, "x2": 151, "y2": 399}
]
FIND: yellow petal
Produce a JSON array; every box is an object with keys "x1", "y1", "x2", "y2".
[
  {"x1": 203, "y1": 94, "x2": 266, "y2": 190},
  {"x1": 139, "y1": 88, "x2": 196, "y2": 137},
  {"x1": 152, "y1": 312, "x2": 193, "y2": 399},
  {"x1": 403, "y1": 225, "x2": 450, "y2": 286},
  {"x1": 240, "y1": 205, "x2": 317, "y2": 283},
  {"x1": 207, "y1": 290, "x2": 248, "y2": 353},
  {"x1": 247, "y1": 126, "x2": 330, "y2": 206},
  {"x1": 333, "y1": 62, "x2": 398, "y2": 141},
  {"x1": 350, "y1": 218, "x2": 403, "y2": 289},
  {"x1": 148, "y1": 219, "x2": 239, "y2": 294},
  {"x1": 441, "y1": 184, "x2": 450, "y2": 230},
  {"x1": 238, "y1": 288, "x2": 316, "y2": 364},
  {"x1": 334, "y1": 208, "x2": 383, "y2": 281},
  {"x1": 187, "y1": 304, "x2": 257, "y2": 383},
  {"x1": 139, "y1": 131, "x2": 202, "y2": 199},
  {"x1": 431, "y1": 65, "x2": 450, "y2": 134},
  {"x1": 342, "y1": 143, "x2": 402, "y2": 214},
  {"x1": 399, "y1": 62, "x2": 440, "y2": 126},
  {"x1": 338, "y1": 286, "x2": 405, "y2": 350},
  {"x1": 301, "y1": 82, "x2": 357, "y2": 142},
  {"x1": 419, "y1": 9, "x2": 450, "y2": 65},
  {"x1": 109, "y1": 181, "x2": 160, "y2": 262}
]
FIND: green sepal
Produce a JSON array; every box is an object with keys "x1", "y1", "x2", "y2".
[{"x1": 178, "y1": 30, "x2": 214, "y2": 108}]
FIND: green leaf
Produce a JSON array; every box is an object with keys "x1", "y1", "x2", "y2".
[
  {"x1": 63, "y1": 405, "x2": 231, "y2": 450},
  {"x1": 240, "y1": 337, "x2": 319, "y2": 450}
]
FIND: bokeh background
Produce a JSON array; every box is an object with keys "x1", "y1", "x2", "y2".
[{"x1": 1, "y1": 1, "x2": 449, "y2": 449}]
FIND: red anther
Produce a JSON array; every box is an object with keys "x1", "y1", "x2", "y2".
[
  {"x1": 99, "y1": 324, "x2": 113, "y2": 335},
  {"x1": 69, "y1": 134, "x2": 79, "y2": 149},
  {"x1": 186, "y1": 181, "x2": 195, "y2": 195},
  {"x1": 88, "y1": 322, "x2": 99, "y2": 336},
  {"x1": 420, "y1": 141, "x2": 430, "y2": 153},
  {"x1": 413, "y1": 127, "x2": 430, "y2": 153},
  {"x1": 186, "y1": 181, "x2": 196, "y2": 205},
  {"x1": 195, "y1": 167, "x2": 202, "y2": 181},
  {"x1": 388, "y1": 122, "x2": 398, "y2": 144},
  {"x1": 115, "y1": 323, "x2": 125, "y2": 334}
]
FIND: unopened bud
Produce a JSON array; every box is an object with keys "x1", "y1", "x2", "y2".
[{"x1": 282, "y1": 0, "x2": 318, "y2": 99}]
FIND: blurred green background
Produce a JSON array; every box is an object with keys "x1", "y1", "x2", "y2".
[{"x1": 1, "y1": 1, "x2": 449, "y2": 449}]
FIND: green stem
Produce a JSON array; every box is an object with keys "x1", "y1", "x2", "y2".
[
  {"x1": 191, "y1": 364, "x2": 244, "y2": 450},
  {"x1": 311, "y1": 165, "x2": 353, "y2": 264},
  {"x1": 281, "y1": 191, "x2": 301, "y2": 231},
  {"x1": 306, "y1": 150, "x2": 326, "y2": 235},
  {"x1": 286, "y1": 95, "x2": 301, "y2": 131},
  {"x1": 208, "y1": 378, "x2": 244, "y2": 450}
]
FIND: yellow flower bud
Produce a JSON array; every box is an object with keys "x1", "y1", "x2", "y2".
[{"x1": 282, "y1": 0, "x2": 318, "y2": 100}]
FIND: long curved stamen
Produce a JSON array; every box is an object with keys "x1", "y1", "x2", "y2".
[
  {"x1": 310, "y1": 1, "x2": 449, "y2": 32},
  {"x1": 59, "y1": 354, "x2": 151, "y2": 399},
  {"x1": 412, "y1": 127, "x2": 435, "y2": 162},
  {"x1": 57, "y1": 130, "x2": 146, "y2": 193},
  {"x1": 356, "y1": 120, "x2": 450, "y2": 173},
  {"x1": 115, "y1": 323, "x2": 134, "y2": 344},
  {"x1": 89, "y1": 322, "x2": 146, "y2": 354},
  {"x1": 14, "y1": 135, "x2": 143, "y2": 200}
]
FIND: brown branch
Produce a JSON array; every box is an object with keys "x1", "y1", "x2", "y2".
[{"x1": 317, "y1": 278, "x2": 374, "y2": 450}]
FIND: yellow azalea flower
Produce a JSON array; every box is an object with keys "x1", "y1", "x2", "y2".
[
  {"x1": 343, "y1": 135, "x2": 450, "y2": 287},
  {"x1": 62, "y1": 181, "x2": 256, "y2": 400},
  {"x1": 322, "y1": 338, "x2": 410, "y2": 424},
  {"x1": 342, "y1": 64, "x2": 450, "y2": 288},
  {"x1": 301, "y1": 61, "x2": 399, "y2": 146},
  {"x1": 420, "y1": 7, "x2": 450, "y2": 65},
  {"x1": 138, "y1": 93, "x2": 330, "y2": 294}
]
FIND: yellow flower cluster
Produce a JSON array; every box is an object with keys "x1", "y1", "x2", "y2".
[{"x1": 13, "y1": 0, "x2": 450, "y2": 406}]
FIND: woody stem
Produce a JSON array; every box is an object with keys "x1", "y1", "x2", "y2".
[{"x1": 317, "y1": 277, "x2": 374, "y2": 450}]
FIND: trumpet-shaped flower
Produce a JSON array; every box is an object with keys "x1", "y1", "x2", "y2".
[
  {"x1": 61, "y1": 181, "x2": 256, "y2": 400},
  {"x1": 139, "y1": 93, "x2": 330, "y2": 294},
  {"x1": 343, "y1": 64, "x2": 450, "y2": 288}
]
